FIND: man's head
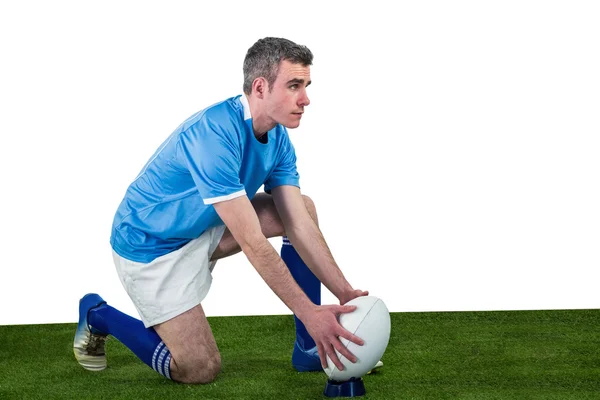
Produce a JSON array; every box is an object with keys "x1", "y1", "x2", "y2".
[{"x1": 243, "y1": 37, "x2": 313, "y2": 130}]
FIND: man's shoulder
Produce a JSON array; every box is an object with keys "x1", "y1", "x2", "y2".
[
  {"x1": 203, "y1": 95, "x2": 244, "y2": 123},
  {"x1": 180, "y1": 95, "x2": 243, "y2": 132}
]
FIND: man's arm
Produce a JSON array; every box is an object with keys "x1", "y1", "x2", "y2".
[
  {"x1": 212, "y1": 195, "x2": 363, "y2": 369},
  {"x1": 271, "y1": 185, "x2": 366, "y2": 305}
]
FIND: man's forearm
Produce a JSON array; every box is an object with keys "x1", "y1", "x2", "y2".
[
  {"x1": 286, "y1": 224, "x2": 353, "y2": 302},
  {"x1": 241, "y1": 237, "x2": 316, "y2": 320}
]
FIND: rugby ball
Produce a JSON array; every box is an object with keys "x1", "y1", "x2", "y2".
[{"x1": 324, "y1": 296, "x2": 391, "y2": 381}]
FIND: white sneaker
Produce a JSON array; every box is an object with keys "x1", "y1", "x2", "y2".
[
  {"x1": 73, "y1": 293, "x2": 108, "y2": 371},
  {"x1": 367, "y1": 360, "x2": 383, "y2": 374}
]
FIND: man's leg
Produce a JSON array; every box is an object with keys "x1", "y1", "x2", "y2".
[
  {"x1": 74, "y1": 293, "x2": 170, "y2": 378},
  {"x1": 278, "y1": 196, "x2": 323, "y2": 371},
  {"x1": 212, "y1": 193, "x2": 383, "y2": 373},
  {"x1": 75, "y1": 297, "x2": 219, "y2": 383},
  {"x1": 75, "y1": 226, "x2": 224, "y2": 383},
  {"x1": 212, "y1": 193, "x2": 322, "y2": 371},
  {"x1": 282, "y1": 238, "x2": 320, "y2": 351},
  {"x1": 153, "y1": 304, "x2": 221, "y2": 383}
]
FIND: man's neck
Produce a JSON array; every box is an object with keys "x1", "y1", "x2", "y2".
[{"x1": 246, "y1": 94, "x2": 276, "y2": 137}]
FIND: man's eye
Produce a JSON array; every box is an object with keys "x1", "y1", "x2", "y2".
[{"x1": 290, "y1": 84, "x2": 298, "y2": 90}]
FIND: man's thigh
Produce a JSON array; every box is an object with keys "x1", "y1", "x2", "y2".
[
  {"x1": 113, "y1": 225, "x2": 226, "y2": 327},
  {"x1": 211, "y1": 193, "x2": 284, "y2": 260}
]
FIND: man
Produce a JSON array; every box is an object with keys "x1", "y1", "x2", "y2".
[{"x1": 74, "y1": 37, "x2": 378, "y2": 384}]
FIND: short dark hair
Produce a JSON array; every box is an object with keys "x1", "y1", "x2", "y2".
[{"x1": 243, "y1": 37, "x2": 313, "y2": 95}]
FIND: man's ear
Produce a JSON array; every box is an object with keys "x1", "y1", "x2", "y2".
[{"x1": 252, "y1": 77, "x2": 268, "y2": 99}]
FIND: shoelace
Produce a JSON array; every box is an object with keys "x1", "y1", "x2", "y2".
[{"x1": 85, "y1": 334, "x2": 108, "y2": 356}]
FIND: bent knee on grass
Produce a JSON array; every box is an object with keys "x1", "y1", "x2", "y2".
[
  {"x1": 153, "y1": 305, "x2": 221, "y2": 384},
  {"x1": 171, "y1": 351, "x2": 222, "y2": 384}
]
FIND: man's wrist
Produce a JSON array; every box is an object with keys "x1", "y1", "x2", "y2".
[
  {"x1": 336, "y1": 286, "x2": 356, "y2": 305},
  {"x1": 293, "y1": 299, "x2": 317, "y2": 322}
]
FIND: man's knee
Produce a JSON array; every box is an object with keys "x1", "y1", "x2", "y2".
[
  {"x1": 302, "y1": 194, "x2": 319, "y2": 225},
  {"x1": 252, "y1": 192, "x2": 319, "y2": 237},
  {"x1": 175, "y1": 351, "x2": 221, "y2": 384}
]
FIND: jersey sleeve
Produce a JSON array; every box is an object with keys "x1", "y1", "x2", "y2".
[
  {"x1": 264, "y1": 130, "x2": 300, "y2": 194},
  {"x1": 179, "y1": 117, "x2": 246, "y2": 205}
]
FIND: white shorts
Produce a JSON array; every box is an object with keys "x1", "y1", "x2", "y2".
[{"x1": 112, "y1": 225, "x2": 227, "y2": 327}]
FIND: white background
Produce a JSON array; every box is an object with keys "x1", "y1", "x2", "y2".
[{"x1": 1, "y1": 1, "x2": 598, "y2": 325}]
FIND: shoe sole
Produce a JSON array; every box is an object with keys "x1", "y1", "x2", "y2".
[{"x1": 73, "y1": 351, "x2": 107, "y2": 371}]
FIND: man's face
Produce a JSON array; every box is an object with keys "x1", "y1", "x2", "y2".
[{"x1": 264, "y1": 60, "x2": 311, "y2": 129}]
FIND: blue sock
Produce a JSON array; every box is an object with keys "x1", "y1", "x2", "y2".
[
  {"x1": 88, "y1": 304, "x2": 172, "y2": 380},
  {"x1": 281, "y1": 236, "x2": 320, "y2": 350}
]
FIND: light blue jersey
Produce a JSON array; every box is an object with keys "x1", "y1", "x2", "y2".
[{"x1": 110, "y1": 95, "x2": 300, "y2": 263}]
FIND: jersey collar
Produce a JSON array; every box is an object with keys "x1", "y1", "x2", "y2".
[{"x1": 239, "y1": 94, "x2": 252, "y2": 121}]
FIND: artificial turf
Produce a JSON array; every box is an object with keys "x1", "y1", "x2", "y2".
[{"x1": 1, "y1": 309, "x2": 599, "y2": 399}]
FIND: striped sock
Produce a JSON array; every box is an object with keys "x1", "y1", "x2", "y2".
[
  {"x1": 151, "y1": 341, "x2": 172, "y2": 380},
  {"x1": 89, "y1": 305, "x2": 172, "y2": 380}
]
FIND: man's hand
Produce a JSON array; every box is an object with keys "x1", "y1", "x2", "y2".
[
  {"x1": 339, "y1": 289, "x2": 369, "y2": 306},
  {"x1": 301, "y1": 304, "x2": 364, "y2": 370}
]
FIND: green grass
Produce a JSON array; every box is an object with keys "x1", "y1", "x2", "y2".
[{"x1": 1, "y1": 310, "x2": 600, "y2": 399}]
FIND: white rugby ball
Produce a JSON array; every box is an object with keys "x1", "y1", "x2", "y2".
[{"x1": 324, "y1": 296, "x2": 391, "y2": 381}]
